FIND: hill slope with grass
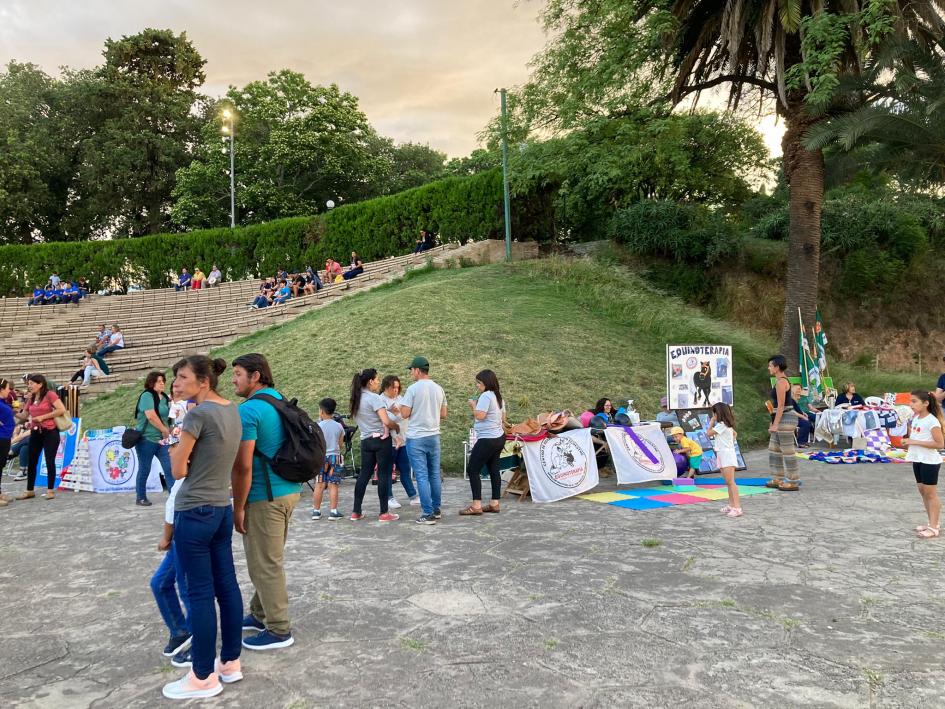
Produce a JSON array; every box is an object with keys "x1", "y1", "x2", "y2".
[{"x1": 78, "y1": 256, "x2": 920, "y2": 473}]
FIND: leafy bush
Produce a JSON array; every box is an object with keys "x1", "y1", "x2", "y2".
[
  {"x1": 0, "y1": 169, "x2": 549, "y2": 295},
  {"x1": 750, "y1": 210, "x2": 789, "y2": 241},
  {"x1": 608, "y1": 200, "x2": 741, "y2": 266}
]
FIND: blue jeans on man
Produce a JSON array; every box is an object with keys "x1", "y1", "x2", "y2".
[
  {"x1": 385, "y1": 445, "x2": 417, "y2": 500},
  {"x1": 173, "y1": 505, "x2": 243, "y2": 680},
  {"x1": 96, "y1": 345, "x2": 123, "y2": 357},
  {"x1": 135, "y1": 438, "x2": 171, "y2": 501},
  {"x1": 150, "y1": 542, "x2": 191, "y2": 639},
  {"x1": 406, "y1": 435, "x2": 441, "y2": 516}
]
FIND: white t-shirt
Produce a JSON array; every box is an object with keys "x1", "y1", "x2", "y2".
[
  {"x1": 380, "y1": 393, "x2": 407, "y2": 446},
  {"x1": 401, "y1": 378, "x2": 446, "y2": 439},
  {"x1": 712, "y1": 421, "x2": 736, "y2": 453},
  {"x1": 110, "y1": 332, "x2": 124, "y2": 347},
  {"x1": 906, "y1": 414, "x2": 943, "y2": 464},
  {"x1": 353, "y1": 390, "x2": 387, "y2": 437},
  {"x1": 318, "y1": 418, "x2": 345, "y2": 455},
  {"x1": 474, "y1": 390, "x2": 505, "y2": 439},
  {"x1": 165, "y1": 478, "x2": 182, "y2": 525}
]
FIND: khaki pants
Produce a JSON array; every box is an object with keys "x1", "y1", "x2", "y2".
[{"x1": 243, "y1": 492, "x2": 300, "y2": 635}]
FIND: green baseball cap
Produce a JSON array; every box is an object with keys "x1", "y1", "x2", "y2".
[{"x1": 407, "y1": 355, "x2": 429, "y2": 370}]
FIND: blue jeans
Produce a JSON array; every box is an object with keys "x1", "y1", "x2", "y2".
[
  {"x1": 406, "y1": 436, "x2": 441, "y2": 516},
  {"x1": 11, "y1": 438, "x2": 28, "y2": 468},
  {"x1": 150, "y1": 542, "x2": 191, "y2": 638},
  {"x1": 385, "y1": 445, "x2": 417, "y2": 499},
  {"x1": 797, "y1": 417, "x2": 814, "y2": 446},
  {"x1": 96, "y1": 344, "x2": 123, "y2": 357},
  {"x1": 174, "y1": 505, "x2": 243, "y2": 680},
  {"x1": 135, "y1": 439, "x2": 170, "y2": 501}
]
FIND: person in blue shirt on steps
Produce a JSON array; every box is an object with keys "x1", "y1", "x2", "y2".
[{"x1": 230, "y1": 353, "x2": 300, "y2": 651}]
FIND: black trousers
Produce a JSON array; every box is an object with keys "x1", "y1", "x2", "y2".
[
  {"x1": 353, "y1": 436, "x2": 393, "y2": 515},
  {"x1": 28, "y1": 427, "x2": 59, "y2": 491},
  {"x1": 0, "y1": 438, "x2": 9, "y2": 492},
  {"x1": 467, "y1": 434, "x2": 506, "y2": 501}
]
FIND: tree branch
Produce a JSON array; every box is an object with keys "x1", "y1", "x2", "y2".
[{"x1": 650, "y1": 74, "x2": 779, "y2": 105}]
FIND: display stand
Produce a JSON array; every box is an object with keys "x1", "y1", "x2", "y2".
[
  {"x1": 60, "y1": 435, "x2": 93, "y2": 492},
  {"x1": 502, "y1": 467, "x2": 531, "y2": 501}
]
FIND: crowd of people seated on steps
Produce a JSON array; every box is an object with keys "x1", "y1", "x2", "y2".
[
  {"x1": 248, "y1": 252, "x2": 366, "y2": 310},
  {"x1": 27, "y1": 273, "x2": 89, "y2": 306},
  {"x1": 175, "y1": 265, "x2": 222, "y2": 292}
]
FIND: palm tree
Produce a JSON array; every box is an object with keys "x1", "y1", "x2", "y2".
[
  {"x1": 804, "y1": 39, "x2": 945, "y2": 187},
  {"x1": 663, "y1": 0, "x2": 945, "y2": 366}
]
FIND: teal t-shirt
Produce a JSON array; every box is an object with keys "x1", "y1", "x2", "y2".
[
  {"x1": 240, "y1": 388, "x2": 302, "y2": 503},
  {"x1": 136, "y1": 391, "x2": 170, "y2": 443}
]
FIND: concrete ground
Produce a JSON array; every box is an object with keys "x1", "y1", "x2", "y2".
[{"x1": 1, "y1": 450, "x2": 944, "y2": 708}]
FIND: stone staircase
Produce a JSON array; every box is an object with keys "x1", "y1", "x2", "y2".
[{"x1": 0, "y1": 243, "x2": 470, "y2": 397}]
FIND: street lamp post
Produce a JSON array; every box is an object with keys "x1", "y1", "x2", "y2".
[
  {"x1": 498, "y1": 88, "x2": 512, "y2": 262},
  {"x1": 222, "y1": 109, "x2": 236, "y2": 228}
]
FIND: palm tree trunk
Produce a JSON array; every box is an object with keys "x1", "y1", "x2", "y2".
[{"x1": 778, "y1": 103, "x2": 824, "y2": 371}]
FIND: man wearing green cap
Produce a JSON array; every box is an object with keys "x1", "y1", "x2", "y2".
[{"x1": 399, "y1": 356, "x2": 447, "y2": 525}]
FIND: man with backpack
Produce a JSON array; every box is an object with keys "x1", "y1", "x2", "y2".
[{"x1": 230, "y1": 353, "x2": 307, "y2": 651}]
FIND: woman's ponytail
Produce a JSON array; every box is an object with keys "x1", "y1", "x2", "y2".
[{"x1": 349, "y1": 368, "x2": 377, "y2": 417}]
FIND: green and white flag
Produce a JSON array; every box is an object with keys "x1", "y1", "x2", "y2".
[
  {"x1": 814, "y1": 310, "x2": 830, "y2": 387},
  {"x1": 798, "y1": 309, "x2": 823, "y2": 395}
]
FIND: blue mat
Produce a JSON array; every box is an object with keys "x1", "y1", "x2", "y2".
[{"x1": 609, "y1": 497, "x2": 673, "y2": 510}]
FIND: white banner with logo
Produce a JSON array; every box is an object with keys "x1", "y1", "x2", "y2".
[
  {"x1": 521, "y1": 428, "x2": 599, "y2": 503},
  {"x1": 87, "y1": 428, "x2": 165, "y2": 494},
  {"x1": 605, "y1": 424, "x2": 676, "y2": 484}
]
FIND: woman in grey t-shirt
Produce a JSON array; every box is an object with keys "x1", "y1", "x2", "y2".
[
  {"x1": 460, "y1": 369, "x2": 507, "y2": 516},
  {"x1": 162, "y1": 356, "x2": 244, "y2": 700},
  {"x1": 348, "y1": 368, "x2": 398, "y2": 522}
]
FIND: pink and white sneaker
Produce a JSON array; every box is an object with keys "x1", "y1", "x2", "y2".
[
  {"x1": 725, "y1": 507, "x2": 743, "y2": 518},
  {"x1": 162, "y1": 670, "x2": 223, "y2": 699},
  {"x1": 720, "y1": 505, "x2": 732, "y2": 514},
  {"x1": 215, "y1": 657, "x2": 244, "y2": 683}
]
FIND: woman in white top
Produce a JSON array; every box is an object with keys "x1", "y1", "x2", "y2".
[
  {"x1": 460, "y1": 369, "x2": 506, "y2": 516},
  {"x1": 348, "y1": 368, "x2": 398, "y2": 522},
  {"x1": 707, "y1": 402, "x2": 741, "y2": 518},
  {"x1": 380, "y1": 375, "x2": 419, "y2": 508},
  {"x1": 902, "y1": 390, "x2": 945, "y2": 539}
]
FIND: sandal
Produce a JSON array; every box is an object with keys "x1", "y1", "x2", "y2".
[
  {"x1": 765, "y1": 480, "x2": 782, "y2": 489},
  {"x1": 458, "y1": 505, "x2": 483, "y2": 516},
  {"x1": 778, "y1": 482, "x2": 800, "y2": 491},
  {"x1": 915, "y1": 525, "x2": 929, "y2": 532},
  {"x1": 15, "y1": 491, "x2": 35, "y2": 500},
  {"x1": 482, "y1": 504, "x2": 500, "y2": 513},
  {"x1": 917, "y1": 527, "x2": 940, "y2": 539}
]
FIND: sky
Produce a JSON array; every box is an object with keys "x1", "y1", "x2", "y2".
[{"x1": 0, "y1": 0, "x2": 784, "y2": 158}]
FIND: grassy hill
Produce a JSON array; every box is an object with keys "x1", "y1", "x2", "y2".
[{"x1": 78, "y1": 256, "x2": 921, "y2": 473}]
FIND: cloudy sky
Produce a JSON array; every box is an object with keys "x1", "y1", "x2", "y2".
[
  {"x1": 0, "y1": 0, "x2": 783, "y2": 157},
  {"x1": 0, "y1": 0, "x2": 552, "y2": 157}
]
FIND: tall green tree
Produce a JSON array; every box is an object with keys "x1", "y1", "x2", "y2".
[
  {"x1": 518, "y1": 0, "x2": 944, "y2": 365},
  {"x1": 805, "y1": 39, "x2": 945, "y2": 187},
  {"x1": 384, "y1": 142, "x2": 447, "y2": 194},
  {"x1": 74, "y1": 29, "x2": 205, "y2": 237},
  {"x1": 172, "y1": 71, "x2": 389, "y2": 229}
]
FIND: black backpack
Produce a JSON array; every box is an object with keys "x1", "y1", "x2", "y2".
[{"x1": 250, "y1": 393, "x2": 326, "y2": 499}]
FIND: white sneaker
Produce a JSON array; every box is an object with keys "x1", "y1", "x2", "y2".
[
  {"x1": 409, "y1": 496, "x2": 421, "y2": 506},
  {"x1": 215, "y1": 657, "x2": 243, "y2": 684},
  {"x1": 388, "y1": 497, "x2": 402, "y2": 509},
  {"x1": 162, "y1": 670, "x2": 223, "y2": 699}
]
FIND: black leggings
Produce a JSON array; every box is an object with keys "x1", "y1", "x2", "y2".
[
  {"x1": 0, "y1": 438, "x2": 9, "y2": 492},
  {"x1": 467, "y1": 434, "x2": 506, "y2": 501},
  {"x1": 28, "y1": 428, "x2": 59, "y2": 491},
  {"x1": 353, "y1": 436, "x2": 392, "y2": 514}
]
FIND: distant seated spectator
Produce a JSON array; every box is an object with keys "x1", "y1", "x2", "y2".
[
  {"x1": 290, "y1": 273, "x2": 306, "y2": 298},
  {"x1": 61, "y1": 282, "x2": 81, "y2": 304},
  {"x1": 325, "y1": 258, "x2": 343, "y2": 282},
  {"x1": 28, "y1": 286, "x2": 45, "y2": 306},
  {"x1": 191, "y1": 267, "x2": 206, "y2": 290},
  {"x1": 277, "y1": 269, "x2": 289, "y2": 281},
  {"x1": 414, "y1": 229, "x2": 434, "y2": 253},
  {"x1": 70, "y1": 347, "x2": 110, "y2": 388},
  {"x1": 592, "y1": 398, "x2": 616, "y2": 424},
  {"x1": 343, "y1": 251, "x2": 364, "y2": 280},
  {"x1": 304, "y1": 266, "x2": 322, "y2": 294},
  {"x1": 97, "y1": 324, "x2": 125, "y2": 357},
  {"x1": 208, "y1": 264, "x2": 222, "y2": 286},
  {"x1": 94, "y1": 324, "x2": 110, "y2": 349},
  {"x1": 656, "y1": 396, "x2": 677, "y2": 425},
  {"x1": 43, "y1": 285, "x2": 61, "y2": 305},
  {"x1": 250, "y1": 279, "x2": 275, "y2": 309},
  {"x1": 49, "y1": 273, "x2": 61, "y2": 288},
  {"x1": 77, "y1": 278, "x2": 89, "y2": 296},
  {"x1": 835, "y1": 382, "x2": 865, "y2": 408},
  {"x1": 273, "y1": 279, "x2": 291, "y2": 305},
  {"x1": 175, "y1": 268, "x2": 191, "y2": 291}
]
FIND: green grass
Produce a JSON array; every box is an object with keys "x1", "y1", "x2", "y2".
[{"x1": 78, "y1": 256, "x2": 927, "y2": 473}]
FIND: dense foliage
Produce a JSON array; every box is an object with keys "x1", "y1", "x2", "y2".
[{"x1": 0, "y1": 168, "x2": 548, "y2": 295}]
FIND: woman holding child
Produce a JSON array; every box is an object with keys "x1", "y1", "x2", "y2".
[{"x1": 349, "y1": 368, "x2": 398, "y2": 522}]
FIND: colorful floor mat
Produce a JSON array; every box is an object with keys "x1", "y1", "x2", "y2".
[{"x1": 579, "y1": 481, "x2": 776, "y2": 510}]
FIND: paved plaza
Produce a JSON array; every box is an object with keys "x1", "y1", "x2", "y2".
[{"x1": 2, "y1": 450, "x2": 944, "y2": 708}]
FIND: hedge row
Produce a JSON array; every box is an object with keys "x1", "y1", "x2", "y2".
[{"x1": 0, "y1": 168, "x2": 546, "y2": 295}]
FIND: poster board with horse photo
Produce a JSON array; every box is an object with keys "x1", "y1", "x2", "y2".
[{"x1": 666, "y1": 345, "x2": 733, "y2": 411}]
